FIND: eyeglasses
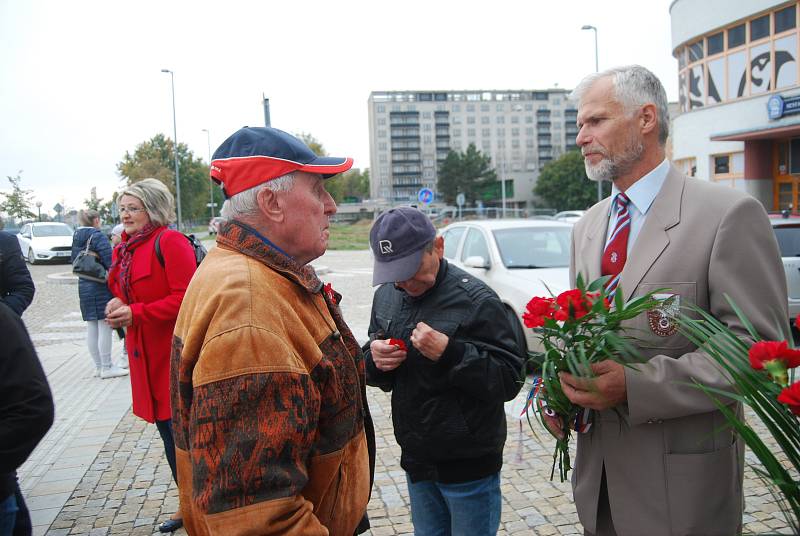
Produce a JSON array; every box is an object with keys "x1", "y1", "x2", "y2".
[{"x1": 118, "y1": 206, "x2": 146, "y2": 215}]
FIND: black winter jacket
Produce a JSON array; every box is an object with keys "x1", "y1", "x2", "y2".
[
  {"x1": 0, "y1": 231, "x2": 34, "y2": 316},
  {"x1": 0, "y1": 302, "x2": 54, "y2": 500},
  {"x1": 364, "y1": 260, "x2": 524, "y2": 484}
]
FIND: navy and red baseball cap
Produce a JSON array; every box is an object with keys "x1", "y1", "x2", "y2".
[{"x1": 210, "y1": 126, "x2": 353, "y2": 197}]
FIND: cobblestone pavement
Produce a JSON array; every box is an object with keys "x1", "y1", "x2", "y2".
[{"x1": 17, "y1": 249, "x2": 796, "y2": 534}]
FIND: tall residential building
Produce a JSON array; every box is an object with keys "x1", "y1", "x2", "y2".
[
  {"x1": 367, "y1": 89, "x2": 577, "y2": 206},
  {"x1": 670, "y1": 0, "x2": 800, "y2": 211}
]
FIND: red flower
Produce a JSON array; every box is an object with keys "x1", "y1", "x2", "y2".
[
  {"x1": 554, "y1": 289, "x2": 592, "y2": 321},
  {"x1": 388, "y1": 338, "x2": 407, "y2": 351},
  {"x1": 523, "y1": 297, "x2": 555, "y2": 328},
  {"x1": 748, "y1": 341, "x2": 800, "y2": 370},
  {"x1": 777, "y1": 381, "x2": 800, "y2": 416},
  {"x1": 323, "y1": 283, "x2": 339, "y2": 305}
]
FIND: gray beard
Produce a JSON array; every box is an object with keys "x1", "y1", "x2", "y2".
[{"x1": 584, "y1": 140, "x2": 644, "y2": 183}]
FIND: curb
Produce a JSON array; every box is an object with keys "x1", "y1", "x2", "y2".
[{"x1": 312, "y1": 265, "x2": 330, "y2": 276}]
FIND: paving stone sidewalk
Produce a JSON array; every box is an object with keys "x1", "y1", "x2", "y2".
[
  {"x1": 18, "y1": 261, "x2": 795, "y2": 535},
  {"x1": 40, "y1": 384, "x2": 794, "y2": 535}
]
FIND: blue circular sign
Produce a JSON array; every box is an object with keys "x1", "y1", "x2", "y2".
[
  {"x1": 768, "y1": 95, "x2": 785, "y2": 120},
  {"x1": 418, "y1": 188, "x2": 434, "y2": 205}
]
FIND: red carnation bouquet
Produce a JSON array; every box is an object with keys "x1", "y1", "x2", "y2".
[
  {"x1": 522, "y1": 274, "x2": 661, "y2": 481},
  {"x1": 679, "y1": 303, "x2": 800, "y2": 530}
]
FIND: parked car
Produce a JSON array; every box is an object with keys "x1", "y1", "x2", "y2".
[
  {"x1": 553, "y1": 210, "x2": 586, "y2": 224},
  {"x1": 439, "y1": 219, "x2": 572, "y2": 354},
  {"x1": 208, "y1": 216, "x2": 225, "y2": 235},
  {"x1": 770, "y1": 215, "x2": 800, "y2": 322},
  {"x1": 17, "y1": 222, "x2": 74, "y2": 264}
]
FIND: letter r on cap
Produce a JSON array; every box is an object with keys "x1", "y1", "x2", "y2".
[{"x1": 379, "y1": 240, "x2": 393, "y2": 254}]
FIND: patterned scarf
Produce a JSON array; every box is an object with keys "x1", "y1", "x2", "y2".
[{"x1": 110, "y1": 223, "x2": 162, "y2": 303}]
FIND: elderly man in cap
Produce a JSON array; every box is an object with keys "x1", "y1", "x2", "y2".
[
  {"x1": 364, "y1": 206, "x2": 523, "y2": 536},
  {"x1": 171, "y1": 127, "x2": 374, "y2": 536}
]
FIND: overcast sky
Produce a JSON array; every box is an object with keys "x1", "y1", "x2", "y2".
[{"x1": 0, "y1": 0, "x2": 677, "y2": 215}]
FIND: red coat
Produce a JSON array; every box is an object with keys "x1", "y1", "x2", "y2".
[{"x1": 108, "y1": 227, "x2": 196, "y2": 423}]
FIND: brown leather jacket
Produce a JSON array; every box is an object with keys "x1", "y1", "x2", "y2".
[{"x1": 172, "y1": 221, "x2": 374, "y2": 535}]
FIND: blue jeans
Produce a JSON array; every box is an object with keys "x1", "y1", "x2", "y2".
[
  {"x1": 0, "y1": 492, "x2": 18, "y2": 536},
  {"x1": 406, "y1": 472, "x2": 501, "y2": 536}
]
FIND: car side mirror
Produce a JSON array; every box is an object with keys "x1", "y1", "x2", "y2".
[{"x1": 463, "y1": 255, "x2": 489, "y2": 269}]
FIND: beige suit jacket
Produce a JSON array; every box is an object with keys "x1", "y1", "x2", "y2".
[{"x1": 569, "y1": 167, "x2": 788, "y2": 536}]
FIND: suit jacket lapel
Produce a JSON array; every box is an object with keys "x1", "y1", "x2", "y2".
[
  {"x1": 580, "y1": 197, "x2": 612, "y2": 282},
  {"x1": 617, "y1": 166, "x2": 683, "y2": 300}
]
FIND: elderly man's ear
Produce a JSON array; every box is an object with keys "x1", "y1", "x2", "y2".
[
  {"x1": 256, "y1": 187, "x2": 284, "y2": 223},
  {"x1": 434, "y1": 235, "x2": 445, "y2": 257}
]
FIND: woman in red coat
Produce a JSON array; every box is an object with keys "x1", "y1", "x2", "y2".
[{"x1": 106, "y1": 178, "x2": 196, "y2": 533}]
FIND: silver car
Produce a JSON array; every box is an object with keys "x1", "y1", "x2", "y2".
[
  {"x1": 770, "y1": 216, "x2": 800, "y2": 322},
  {"x1": 439, "y1": 219, "x2": 572, "y2": 353}
]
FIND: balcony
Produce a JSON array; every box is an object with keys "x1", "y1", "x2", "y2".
[
  {"x1": 390, "y1": 128, "x2": 420, "y2": 138},
  {"x1": 392, "y1": 154, "x2": 422, "y2": 163},
  {"x1": 390, "y1": 118, "x2": 420, "y2": 126}
]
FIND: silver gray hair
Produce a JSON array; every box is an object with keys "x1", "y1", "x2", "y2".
[
  {"x1": 220, "y1": 172, "x2": 296, "y2": 220},
  {"x1": 120, "y1": 178, "x2": 175, "y2": 227},
  {"x1": 570, "y1": 65, "x2": 670, "y2": 146}
]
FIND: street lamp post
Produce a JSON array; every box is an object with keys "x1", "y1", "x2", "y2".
[
  {"x1": 581, "y1": 24, "x2": 603, "y2": 203},
  {"x1": 201, "y1": 128, "x2": 215, "y2": 219},
  {"x1": 36, "y1": 201, "x2": 42, "y2": 222},
  {"x1": 161, "y1": 69, "x2": 183, "y2": 230}
]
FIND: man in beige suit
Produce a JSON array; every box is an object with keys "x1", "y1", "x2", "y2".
[{"x1": 560, "y1": 65, "x2": 788, "y2": 536}]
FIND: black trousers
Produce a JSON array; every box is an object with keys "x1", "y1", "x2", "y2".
[
  {"x1": 155, "y1": 419, "x2": 177, "y2": 483},
  {"x1": 12, "y1": 475, "x2": 31, "y2": 536}
]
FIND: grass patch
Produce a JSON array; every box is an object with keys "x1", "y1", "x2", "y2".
[{"x1": 328, "y1": 220, "x2": 372, "y2": 250}]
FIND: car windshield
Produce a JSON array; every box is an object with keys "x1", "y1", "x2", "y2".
[
  {"x1": 31, "y1": 224, "x2": 72, "y2": 237},
  {"x1": 773, "y1": 224, "x2": 800, "y2": 257},
  {"x1": 493, "y1": 227, "x2": 572, "y2": 268}
]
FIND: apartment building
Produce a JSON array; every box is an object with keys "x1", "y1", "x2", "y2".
[{"x1": 367, "y1": 89, "x2": 578, "y2": 206}]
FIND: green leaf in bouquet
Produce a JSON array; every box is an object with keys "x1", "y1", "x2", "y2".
[
  {"x1": 677, "y1": 298, "x2": 800, "y2": 530},
  {"x1": 614, "y1": 285, "x2": 625, "y2": 311},
  {"x1": 724, "y1": 293, "x2": 761, "y2": 341},
  {"x1": 587, "y1": 275, "x2": 611, "y2": 293},
  {"x1": 575, "y1": 272, "x2": 586, "y2": 292}
]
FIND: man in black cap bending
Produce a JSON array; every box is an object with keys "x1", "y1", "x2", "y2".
[{"x1": 365, "y1": 206, "x2": 523, "y2": 536}]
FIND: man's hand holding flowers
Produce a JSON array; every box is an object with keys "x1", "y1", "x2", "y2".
[{"x1": 560, "y1": 360, "x2": 627, "y2": 411}]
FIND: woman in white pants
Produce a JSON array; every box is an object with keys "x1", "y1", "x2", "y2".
[{"x1": 71, "y1": 210, "x2": 128, "y2": 379}]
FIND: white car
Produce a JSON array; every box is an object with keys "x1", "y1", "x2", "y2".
[
  {"x1": 17, "y1": 222, "x2": 74, "y2": 264},
  {"x1": 553, "y1": 210, "x2": 586, "y2": 224},
  {"x1": 439, "y1": 219, "x2": 572, "y2": 353}
]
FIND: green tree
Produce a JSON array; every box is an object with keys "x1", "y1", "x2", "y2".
[
  {"x1": 436, "y1": 144, "x2": 497, "y2": 205},
  {"x1": 328, "y1": 168, "x2": 370, "y2": 204},
  {"x1": 0, "y1": 172, "x2": 36, "y2": 220},
  {"x1": 534, "y1": 151, "x2": 611, "y2": 211},
  {"x1": 296, "y1": 133, "x2": 326, "y2": 157},
  {"x1": 83, "y1": 194, "x2": 113, "y2": 223},
  {"x1": 117, "y1": 134, "x2": 213, "y2": 222}
]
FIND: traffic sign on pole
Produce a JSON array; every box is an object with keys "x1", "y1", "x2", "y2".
[{"x1": 418, "y1": 188, "x2": 434, "y2": 205}]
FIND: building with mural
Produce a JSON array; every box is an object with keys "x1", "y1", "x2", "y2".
[{"x1": 670, "y1": 0, "x2": 800, "y2": 211}]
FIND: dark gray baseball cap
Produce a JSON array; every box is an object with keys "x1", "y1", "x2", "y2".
[{"x1": 370, "y1": 206, "x2": 436, "y2": 286}]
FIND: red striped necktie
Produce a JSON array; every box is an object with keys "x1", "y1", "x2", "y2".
[{"x1": 601, "y1": 193, "x2": 632, "y2": 297}]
